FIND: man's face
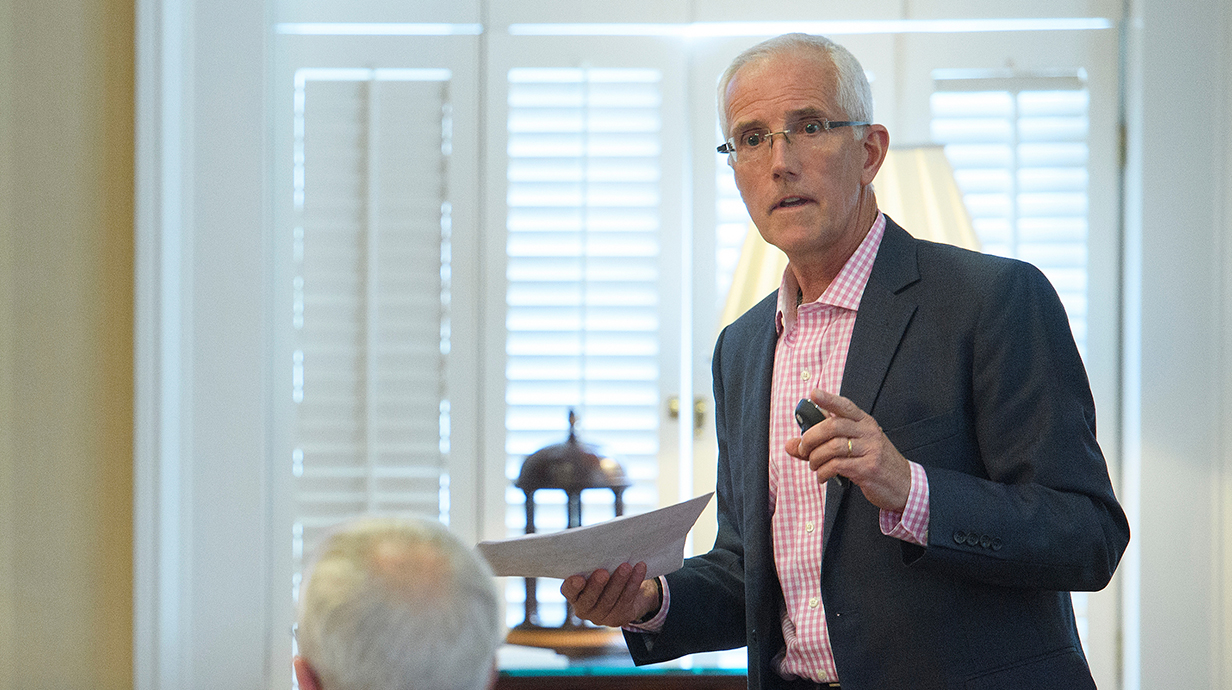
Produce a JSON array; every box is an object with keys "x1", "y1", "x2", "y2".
[{"x1": 723, "y1": 51, "x2": 877, "y2": 265}]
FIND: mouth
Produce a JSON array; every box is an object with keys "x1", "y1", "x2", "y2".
[{"x1": 771, "y1": 195, "x2": 815, "y2": 212}]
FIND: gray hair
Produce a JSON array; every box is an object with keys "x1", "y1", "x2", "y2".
[
  {"x1": 717, "y1": 33, "x2": 874, "y2": 139},
  {"x1": 296, "y1": 517, "x2": 504, "y2": 690}
]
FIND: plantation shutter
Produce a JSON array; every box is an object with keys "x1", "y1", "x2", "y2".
[
  {"x1": 930, "y1": 73, "x2": 1092, "y2": 356},
  {"x1": 503, "y1": 67, "x2": 664, "y2": 625},
  {"x1": 289, "y1": 68, "x2": 454, "y2": 571},
  {"x1": 715, "y1": 146, "x2": 754, "y2": 314}
]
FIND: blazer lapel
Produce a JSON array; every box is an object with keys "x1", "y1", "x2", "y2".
[
  {"x1": 824, "y1": 219, "x2": 921, "y2": 552},
  {"x1": 840, "y1": 221, "x2": 920, "y2": 413},
  {"x1": 744, "y1": 294, "x2": 779, "y2": 554}
]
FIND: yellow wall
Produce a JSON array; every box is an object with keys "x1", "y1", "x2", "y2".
[{"x1": 0, "y1": 0, "x2": 134, "y2": 686}]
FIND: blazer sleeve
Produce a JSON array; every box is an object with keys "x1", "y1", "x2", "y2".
[
  {"x1": 625, "y1": 320, "x2": 754, "y2": 664},
  {"x1": 902, "y1": 256, "x2": 1129, "y2": 592}
]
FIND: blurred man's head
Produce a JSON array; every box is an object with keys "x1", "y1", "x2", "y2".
[{"x1": 294, "y1": 517, "x2": 504, "y2": 690}]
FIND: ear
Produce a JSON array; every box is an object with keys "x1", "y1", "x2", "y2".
[
  {"x1": 293, "y1": 656, "x2": 322, "y2": 690},
  {"x1": 859, "y1": 124, "x2": 890, "y2": 185}
]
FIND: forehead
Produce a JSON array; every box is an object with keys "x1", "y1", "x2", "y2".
[{"x1": 724, "y1": 51, "x2": 839, "y2": 133}]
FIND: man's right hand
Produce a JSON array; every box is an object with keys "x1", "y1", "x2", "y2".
[{"x1": 560, "y1": 561, "x2": 661, "y2": 628}]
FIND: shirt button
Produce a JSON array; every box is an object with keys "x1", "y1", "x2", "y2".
[
  {"x1": 805, "y1": 521, "x2": 815, "y2": 533},
  {"x1": 801, "y1": 369, "x2": 811, "y2": 381},
  {"x1": 808, "y1": 597, "x2": 819, "y2": 608}
]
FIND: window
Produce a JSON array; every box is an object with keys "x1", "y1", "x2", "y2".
[
  {"x1": 503, "y1": 66, "x2": 665, "y2": 626},
  {"x1": 931, "y1": 72, "x2": 1092, "y2": 356},
  {"x1": 715, "y1": 143, "x2": 753, "y2": 314},
  {"x1": 287, "y1": 68, "x2": 455, "y2": 577},
  {"x1": 268, "y1": 32, "x2": 485, "y2": 680}
]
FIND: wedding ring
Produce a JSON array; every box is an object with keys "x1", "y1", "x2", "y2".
[{"x1": 847, "y1": 438, "x2": 854, "y2": 455}]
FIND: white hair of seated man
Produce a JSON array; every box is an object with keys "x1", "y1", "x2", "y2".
[{"x1": 294, "y1": 516, "x2": 504, "y2": 690}]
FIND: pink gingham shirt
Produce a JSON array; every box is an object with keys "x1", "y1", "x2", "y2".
[
  {"x1": 767, "y1": 213, "x2": 929, "y2": 684},
  {"x1": 630, "y1": 215, "x2": 929, "y2": 686}
]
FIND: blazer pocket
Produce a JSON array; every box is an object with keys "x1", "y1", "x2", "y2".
[
  {"x1": 963, "y1": 647, "x2": 1094, "y2": 690},
  {"x1": 882, "y1": 409, "x2": 961, "y2": 453}
]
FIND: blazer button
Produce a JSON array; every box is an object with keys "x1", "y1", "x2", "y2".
[
  {"x1": 980, "y1": 534, "x2": 992, "y2": 549},
  {"x1": 966, "y1": 532, "x2": 980, "y2": 546},
  {"x1": 991, "y1": 537, "x2": 1003, "y2": 551},
  {"x1": 953, "y1": 530, "x2": 967, "y2": 544}
]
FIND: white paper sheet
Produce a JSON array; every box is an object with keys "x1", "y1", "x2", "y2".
[{"x1": 476, "y1": 492, "x2": 714, "y2": 580}]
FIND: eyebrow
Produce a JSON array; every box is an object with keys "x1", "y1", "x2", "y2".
[{"x1": 730, "y1": 106, "x2": 831, "y2": 135}]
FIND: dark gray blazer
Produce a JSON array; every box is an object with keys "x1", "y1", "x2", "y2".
[{"x1": 625, "y1": 218, "x2": 1129, "y2": 690}]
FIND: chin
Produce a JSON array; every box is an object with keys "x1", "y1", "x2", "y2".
[{"x1": 760, "y1": 224, "x2": 820, "y2": 253}]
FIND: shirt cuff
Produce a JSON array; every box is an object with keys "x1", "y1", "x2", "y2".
[
  {"x1": 878, "y1": 461, "x2": 930, "y2": 546},
  {"x1": 622, "y1": 576, "x2": 669, "y2": 634}
]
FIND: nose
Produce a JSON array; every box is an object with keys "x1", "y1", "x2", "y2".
[{"x1": 767, "y1": 131, "x2": 798, "y2": 176}]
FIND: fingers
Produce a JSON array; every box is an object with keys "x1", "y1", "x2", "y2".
[
  {"x1": 786, "y1": 406, "x2": 912, "y2": 512},
  {"x1": 788, "y1": 390, "x2": 877, "y2": 487},
  {"x1": 809, "y1": 389, "x2": 867, "y2": 422},
  {"x1": 590, "y1": 561, "x2": 641, "y2": 617},
  {"x1": 560, "y1": 572, "x2": 592, "y2": 601},
  {"x1": 565, "y1": 566, "x2": 616, "y2": 617},
  {"x1": 559, "y1": 561, "x2": 650, "y2": 627},
  {"x1": 797, "y1": 435, "x2": 856, "y2": 484},
  {"x1": 789, "y1": 411, "x2": 864, "y2": 461}
]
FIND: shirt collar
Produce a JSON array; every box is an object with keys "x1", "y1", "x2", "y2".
[{"x1": 775, "y1": 212, "x2": 887, "y2": 335}]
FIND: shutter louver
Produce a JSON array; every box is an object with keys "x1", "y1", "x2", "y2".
[
  {"x1": 715, "y1": 148, "x2": 754, "y2": 312},
  {"x1": 504, "y1": 67, "x2": 663, "y2": 626},
  {"x1": 291, "y1": 69, "x2": 453, "y2": 569},
  {"x1": 930, "y1": 78, "x2": 1091, "y2": 356}
]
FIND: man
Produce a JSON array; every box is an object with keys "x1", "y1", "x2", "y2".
[
  {"x1": 294, "y1": 516, "x2": 504, "y2": 690},
  {"x1": 562, "y1": 33, "x2": 1129, "y2": 689}
]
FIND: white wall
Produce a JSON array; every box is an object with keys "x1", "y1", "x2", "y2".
[
  {"x1": 1122, "y1": 0, "x2": 1232, "y2": 687},
  {"x1": 135, "y1": 0, "x2": 272, "y2": 685}
]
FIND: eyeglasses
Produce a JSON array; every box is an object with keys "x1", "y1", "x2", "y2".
[{"x1": 717, "y1": 117, "x2": 870, "y2": 165}]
